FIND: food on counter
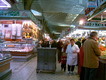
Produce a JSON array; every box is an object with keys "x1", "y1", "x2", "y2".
[
  {"x1": 7, "y1": 45, "x2": 15, "y2": 47},
  {"x1": 100, "y1": 51, "x2": 106, "y2": 59},
  {"x1": 100, "y1": 55, "x2": 106, "y2": 59},
  {"x1": 99, "y1": 45, "x2": 106, "y2": 51}
]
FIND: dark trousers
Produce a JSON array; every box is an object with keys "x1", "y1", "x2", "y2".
[
  {"x1": 80, "y1": 67, "x2": 85, "y2": 80},
  {"x1": 84, "y1": 67, "x2": 97, "y2": 80},
  {"x1": 61, "y1": 64, "x2": 66, "y2": 71},
  {"x1": 68, "y1": 65, "x2": 75, "y2": 72}
]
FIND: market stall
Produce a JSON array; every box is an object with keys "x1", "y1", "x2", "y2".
[
  {"x1": 2, "y1": 41, "x2": 34, "y2": 61},
  {"x1": 0, "y1": 20, "x2": 41, "y2": 61},
  {"x1": 96, "y1": 47, "x2": 106, "y2": 80},
  {"x1": 0, "y1": 44, "x2": 12, "y2": 79}
]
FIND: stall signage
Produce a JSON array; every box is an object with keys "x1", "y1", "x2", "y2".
[
  {"x1": 87, "y1": 1, "x2": 97, "y2": 8},
  {"x1": 0, "y1": 11, "x2": 29, "y2": 17}
]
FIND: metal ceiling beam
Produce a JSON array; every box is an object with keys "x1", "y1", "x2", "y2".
[
  {"x1": 78, "y1": 27, "x2": 106, "y2": 30},
  {"x1": 92, "y1": 18, "x2": 106, "y2": 21},
  {"x1": 23, "y1": 0, "x2": 34, "y2": 10},
  {"x1": 6, "y1": 0, "x2": 16, "y2": 4},
  {"x1": 87, "y1": 2, "x2": 106, "y2": 21}
]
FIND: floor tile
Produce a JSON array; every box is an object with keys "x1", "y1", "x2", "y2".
[{"x1": 4, "y1": 57, "x2": 79, "y2": 80}]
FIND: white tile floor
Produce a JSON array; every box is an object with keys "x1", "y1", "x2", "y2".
[{"x1": 4, "y1": 57, "x2": 79, "y2": 80}]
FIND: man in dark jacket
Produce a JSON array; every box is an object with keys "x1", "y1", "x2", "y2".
[{"x1": 76, "y1": 38, "x2": 81, "y2": 48}]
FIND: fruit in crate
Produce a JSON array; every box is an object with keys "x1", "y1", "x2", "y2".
[
  {"x1": 99, "y1": 45, "x2": 106, "y2": 51},
  {"x1": 100, "y1": 51, "x2": 106, "y2": 59}
]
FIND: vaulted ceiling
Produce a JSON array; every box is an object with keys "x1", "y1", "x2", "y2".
[
  {"x1": 7, "y1": 0, "x2": 87, "y2": 39},
  {"x1": 31, "y1": 0, "x2": 87, "y2": 38}
]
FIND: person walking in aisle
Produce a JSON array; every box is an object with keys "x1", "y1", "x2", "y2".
[
  {"x1": 60, "y1": 53, "x2": 67, "y2": 72},
  {"x1": 83, "y1": 32, "x2": 101, "y2": 80},
  {"x1": 57, "y1": 40, "x2": 63, "y2": 62},
  {"x1": 66, "y1": 39, "x2": 80, "y2": 74},
  {"x1": 76, "y1": 38, "x2": 81, "y2": 48},
  {"x1": 78, "y1": 39, "x2": 86, "y2": 80}
]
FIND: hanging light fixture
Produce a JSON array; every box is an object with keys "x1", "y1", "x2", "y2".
[
  {"x1": 79, "y1": 20, "x2": 85, "y2": 25},
  {"x1": 104, "y1": 10, "x2": 106, "y2": 12}
]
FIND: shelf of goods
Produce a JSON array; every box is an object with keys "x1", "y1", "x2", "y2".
[
  {"x1": 0, "y1": 51, "x2": 12, "y2": 80},
  {"x1": 2, "y1": 42, "x2": 35, "y2": 61},
  {"x1": 96, "y1": 45, "x2": 106, "y2": 80}
]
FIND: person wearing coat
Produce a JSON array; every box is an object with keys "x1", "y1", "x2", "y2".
[
  {"x1": 83, "y1": 32, "x2": 101, "y2": 80},
  {"x1": 66, "y1": 39, "x2": 80, "y2": 74},
  {"x1": 78, "y1": 39, "x2": 86, "y2": 80}
]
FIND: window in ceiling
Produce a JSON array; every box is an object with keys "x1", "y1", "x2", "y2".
[
  {"x1": 0, "y1": 0, "x2": 11, "y2": 9},
  {"x1": 31, "y1": 9, "x2": 42, "y2": 16}
]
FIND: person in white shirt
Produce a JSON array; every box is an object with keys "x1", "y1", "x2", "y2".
[{"x1": 66, "y1": 39, "x2": 80, "y2": 74}]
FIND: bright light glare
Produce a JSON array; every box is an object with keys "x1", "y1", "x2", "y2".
[
  {"x1": 79, "y1": 20, "x2": 84, "y2": 25},
  {"x1": 104, "y1": 10, "x2": 106, "y2": 12},
  {"x1": 70, "y1": 25, "x2": 75, "y2": 28},
  {"x1": 31, "y1": 9, "x2": 42, "y2": 16},
  {"x1": 0, "y1": 0, "x2": 11, "y2": 8}
]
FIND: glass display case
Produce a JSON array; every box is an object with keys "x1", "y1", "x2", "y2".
[
  {"x1": 0, "y1": 43, "x2": 12, "y2": 61},
  {"x1": 2, "y1": 43, "x2": 34, "y2": 52},
  {"x1": 0, "y1": 43, "x2": 12, "y2": 79},
  {"x1": 1, "y1": 41, "x2": 35, "y2": 61}
]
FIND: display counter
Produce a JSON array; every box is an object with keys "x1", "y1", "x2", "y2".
[
  {"x1": 9, "y1": 50, "x2": 34, "y2": 62},
  {"x1": 96, "y1": 58, "x2": 106, "y2": 80},
  {"x1": 0, "y1": 58, "x2": 12, "y2": 80},
  {"x1": 2, "y1": 42, "x2": 35, "y2": 61},
  {"x1": 95, "y1": 44, "x2": 106, "y2": 80}
]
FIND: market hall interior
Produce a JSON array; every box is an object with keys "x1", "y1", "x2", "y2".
[{"x1": 0, "y1": 0, "x2": 106, "y2": 80}]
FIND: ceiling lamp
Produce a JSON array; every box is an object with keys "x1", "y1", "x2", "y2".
[
  {"x1": 79, "y1": 20, "x2": 84, "y2": 25},
  {"x1": 104, "y1": 10, "x2": 106, "y2": 12}
]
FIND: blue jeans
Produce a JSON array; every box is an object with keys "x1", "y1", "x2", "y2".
[{"x1": 84, "y1": 67, "x2": 97, "y2": 80}]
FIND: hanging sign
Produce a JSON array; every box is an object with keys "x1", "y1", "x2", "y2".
[
  {"x1": 0, "y1": 11, "x2": 29, "y2": 17},
  {"x1": 87, "y1": 1, "x2": 97, "y2": 8}
]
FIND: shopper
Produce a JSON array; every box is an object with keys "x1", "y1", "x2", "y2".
[
  {"x1": 66, "y1": 39, "x2": 80, "y2": 74},
  {"x1": 78, "y1": 39, "x2": 86, "y2": 80},
  {"x1": 41, "y1": 38, "x2": 49, "y2": 47},
  {"x1": 76, "y1": 38, "x2": 81, "y2": 48},
  {"x1": 57, "y1": 40, "x2": 63, "y2": 62},
  {"x1": 60, "y1": 52, "x2": 67, "y2": 72},
  {"x1": 62, "y1": 40, "x2": 70, "y2": 53},
  {"x1": 83, "y1": 32, "x2": 101, "y2": 80},
  {"x1": 51, "y1": 40, "x2": 57, "y2": 48}
]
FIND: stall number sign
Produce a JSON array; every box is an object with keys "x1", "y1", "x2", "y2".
[{"x1": 0, "y1": 11, "x2": 29, "y2": 17}]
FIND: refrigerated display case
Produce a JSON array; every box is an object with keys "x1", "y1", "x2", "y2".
[
  {"x1": 0, "y1": 43, "x2": 12, "y2": 80},
  {"x1": 2, "y1": 42, "x2": 35, "y2": 61}
]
